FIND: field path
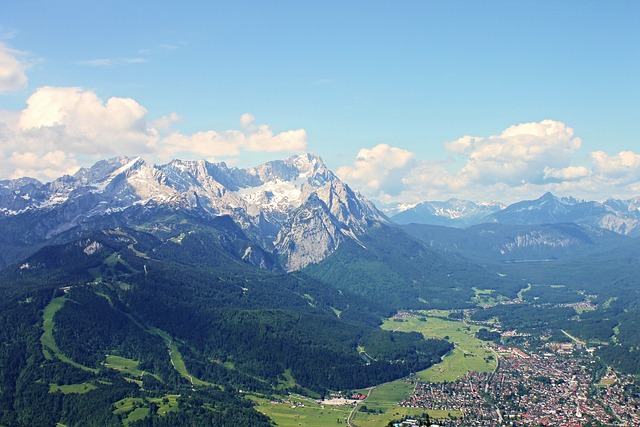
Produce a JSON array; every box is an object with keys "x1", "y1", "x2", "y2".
[
  {"x1": 347, "y1": 387, "x2": 374, "y2": 427},
  {"x1": 562, "y1": 329, "x2": 586, "y2": 345}
]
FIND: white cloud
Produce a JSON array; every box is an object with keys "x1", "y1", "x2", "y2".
[
  {"x1": 161, "y1": 130, "x2": 243, "y2": 160},
  {"x1": 336, "y1": 144, "x2": 416, "y2": 196},
  {"x1": 7, "y1": 150, "x2": 79, "y2": 180},
  {"x1": 150, "y1": 112, "x2": 182, "y2": 132},
  {"x1": 447, "y1": 120, "x2": 582, "y2": 186},
  {"x1": 0, "y1": 42, "x2": 28, "y2": 94},
  {"x1": 0, "y1": 87, "x2": 308, "y2": 180},
  {"x1": 158, "y1": 113, "x2": 307, "y2": 161},
  {"x1": 240, "y1": 113, "x2": 308, "y2": 152},
  {"x1": 591, "y1": 150, "x2": 640, "y2": 180},
  {"x1": 240, "y1": 113, "x2": 255, "y2": 127},
  {"x1": 16, "y1": 86, "x2": 157, "y2": 156},
  {"x1": 339, "y1": 120, "x2": 640, "y2": 204},
  {"x1": 543, "y1": 166, "x2": 590, "y2": 182}
]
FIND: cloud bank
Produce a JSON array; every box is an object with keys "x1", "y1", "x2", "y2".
[
  {"x1": 337, "y1": 120, "x2": 640, "y2": 203},
  {"x1": 1, "y1": 91, "x2": 307, "y2": 181}
]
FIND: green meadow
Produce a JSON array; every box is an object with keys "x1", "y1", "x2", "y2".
[
  {"x1": 103, "y1": 354, "x2": 162, "y2": 382},
  {"x1": 472, "y1": 287, "x2": 509, "y2": 307},
  {"x1": 153, "y1": 328, "x2": 214, "y2": 387},
  {"x1": 49, "y1": 382, "x2": 97, "y2": 394},
  {"x1": 41, "y1": 296, "x2": 98, "y2": 373},
  {"x1": 251, "y1": 394, "x2": 352, "y2": 427},
  {"x1": 381, "y1": 311, "x2": 496, "y2": 382},
  {"x1": 113, "y1": 394, "x2": 180, "y2": 426}
]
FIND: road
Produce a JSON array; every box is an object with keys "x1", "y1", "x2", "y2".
[{"x1": 346, "y1": 386, "x2": 375, "y2": 427}]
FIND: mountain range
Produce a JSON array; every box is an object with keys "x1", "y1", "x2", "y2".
[
  {"x1": 0, "y1": 154, "x2": 384, "y2": 271},
  {"x1": 387, "y1": 192, "x2": 640, "y2": 236},
  {"x1": 3, "y1": 154, "x2": 640, "y2": 272}
]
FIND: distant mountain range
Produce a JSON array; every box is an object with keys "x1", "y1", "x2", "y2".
[
  {"x1": 384, "y1": 199, "x2": 505, "y2": 227},
  {"x1": 386, "y1": 192, "x2": 640, "y2": 236}
]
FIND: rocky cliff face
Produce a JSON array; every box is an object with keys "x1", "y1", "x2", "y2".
[{"x1": 0, "y1": 154, "x2": 387, "y2": 270}]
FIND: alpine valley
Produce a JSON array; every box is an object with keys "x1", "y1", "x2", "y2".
[{"x1": 1, "y1": 154, "x2": 640, "y2": 426}]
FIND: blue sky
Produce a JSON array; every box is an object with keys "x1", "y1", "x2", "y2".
[{"x1": 1, "y1": 1, "x2": 639, "y2": 203}]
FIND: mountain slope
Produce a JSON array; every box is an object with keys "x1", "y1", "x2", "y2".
[
  {"x1": 304, "y1": 222, "x2": 521, "y2": 309},
  {"x1": 400, "y1": 222, "x2": 628, "y2": 264},
  {"x1": 384, "y1": 193, "x2": 640, "y2": 236}
]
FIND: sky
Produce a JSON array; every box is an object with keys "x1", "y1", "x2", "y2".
[{"x1": 0, "y1": 1, "x2": 639, "y2": 204}]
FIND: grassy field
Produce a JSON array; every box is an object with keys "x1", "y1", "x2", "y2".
[
  {"x1": 113, "y1": 394, "x2": 179, "y2": 426},
  {"x1": 114, "y1": 397, "x2": 145, "y2": 415},
  {"x1": 123, "y1": 407, "x2": 149, "y2": 427},
  {"x1": 382, "y1": 311, "x2": 496, "y2": 382},
  {"x1": 41, "y1": 296, "x2": 65, "y2": 361},
  {"x1": 49, "y1": 382, "x2": 97, "y2": 394},
  {"x1": 517, "y1": 284, "x2": 532, "y2": 299},
  {"x1": 251, "y1": 394, "x2": 353, "y2": 427},
  {"x1": 472, "y1": 287, "x2": 509, "y2": 307},
  {"x1": 104, "y1": 354, "x2": 159, "y2": 380},
  {"x1": 153, "y1": 328, "x2": 214, "y2": 387},
  {"x1": 254, "y1": 380, "x2": 464, "y2": 427},
  {"x1": 41, "y1": 296, "x2": 99, "y2": 373},
  {"x1": 148, "y1": 394, "x2": 180, "y2": 415},
  {"x1": 350, "y1": 379, "x2": 463, "y2": 426}
]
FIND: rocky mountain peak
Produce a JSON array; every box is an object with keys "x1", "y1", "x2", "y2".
[{"x1": 73, "y1": 156, "x2": 142, "y2": 185}]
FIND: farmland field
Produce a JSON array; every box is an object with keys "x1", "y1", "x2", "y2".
[
  {"x1": 381, "y1": 311, "x2": 496, "y2": 382},
  {"x1": 251, "y1": 394, "x2": 352, "y2": 427}
]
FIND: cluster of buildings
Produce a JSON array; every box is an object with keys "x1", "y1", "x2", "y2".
[{"x1": 399, "y1": 345, "x2": 640, "y2": 426}]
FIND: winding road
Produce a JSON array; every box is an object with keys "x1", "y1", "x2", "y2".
[{"x1": 346, "y1": 386, "x2": 375, "y2": 427}]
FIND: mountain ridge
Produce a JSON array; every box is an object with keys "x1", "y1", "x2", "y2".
[
  {"x1": 0, "y1": 154, "x2": 386, "y2": 270},
  {"x1": 388, "y1": 192, "x2": 640, "y2": 236}
]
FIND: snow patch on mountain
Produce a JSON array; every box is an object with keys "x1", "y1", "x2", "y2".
[{"x1": 236, "y1": 177, "x2": 305, "y2": 212}]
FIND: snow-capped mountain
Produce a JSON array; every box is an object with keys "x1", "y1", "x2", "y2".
[
  {"x1": 486, "y1": 192, "x2": 640, "y2": 236},
  {"x1": 375, "y1": 201, "x2": 419, "y2": 218},
  {"x1": 387, "y1": 193, "x2": 640, "y2": 237},
  {"x1": 389, "y1": 199, "x2": 505, "y2": 227},
  {"x1": 0, "y1": 154, "x2": 386, "y2": 270}
]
